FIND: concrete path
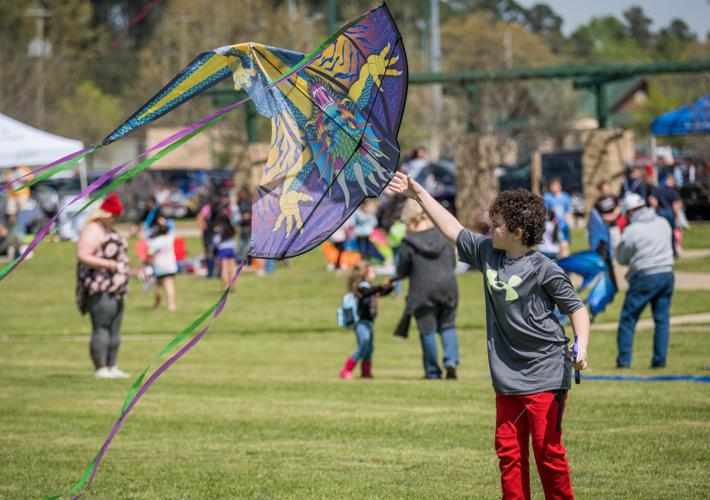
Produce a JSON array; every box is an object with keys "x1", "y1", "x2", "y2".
[{"x1": 594, "y1": 312, "x2": 710, "y2": 332}]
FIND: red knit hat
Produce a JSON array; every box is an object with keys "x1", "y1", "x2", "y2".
[{"x1": 99, "y1": 193, "x2": 124, "y2": 216}]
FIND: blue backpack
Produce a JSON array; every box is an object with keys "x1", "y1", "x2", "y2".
[{"x1": 337, "y1": 292, "x2": 359, "y2": 329}]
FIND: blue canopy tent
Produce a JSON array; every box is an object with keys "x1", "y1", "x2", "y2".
[{"x1": 651, "y1": 95, "x2": 710, "y2": 136}]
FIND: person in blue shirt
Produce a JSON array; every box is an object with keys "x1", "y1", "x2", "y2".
[{"x1": 543, "y1": 178, "x2": 573, "y2": 258}]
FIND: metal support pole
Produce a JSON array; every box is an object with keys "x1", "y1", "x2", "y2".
[
  {"x1": 531, "y1": 151, "x2": 541, "y2": 194},
  {"x1": 327, "y1": 0, "x2": 337, "y2": 35},
  {"x1": 430, "y1": 0, "x2": 442, "y2": 160},
  {"x1": 594, "y1": 82, "x2": 608, "y2": 129}
]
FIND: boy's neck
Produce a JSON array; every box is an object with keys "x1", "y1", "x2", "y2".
[{"x1": 505, "y1": 242, "x2": 532, "y2": 259}]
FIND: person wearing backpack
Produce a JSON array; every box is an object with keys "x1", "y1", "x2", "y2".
[{"x1": 339, "y1": 261, "x2": 395, "y2": 380}]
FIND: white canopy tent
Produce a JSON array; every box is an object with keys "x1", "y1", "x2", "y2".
[
  {"x1": 0, "y1": 113, "x2": 88, "y2": 240},
  {"x1": 0, "y1": 112, "x2": 84, "y2": 168}
]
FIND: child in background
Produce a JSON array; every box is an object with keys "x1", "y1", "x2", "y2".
[
  {"x1": 352, "y1": 199, "x2": 378, "y2": 261},
  {"x1": 397, "y1": 201, "x2": 459, "y2": 379},
  {"x1": 387, "y1": 171, "x2": 590, "y2": 499},
  {"x1": 148, "y1": 216, "x2": 178, "y2": 311},
  {"x1": 212, "y1": 212, "x2": 238, "y2": 290},
  {"x1": 538, "y1": 209, "x2": 560, "y2": 260},
  {"x1": 339, "y1": 261, "x2": 395, "y2": 380}
]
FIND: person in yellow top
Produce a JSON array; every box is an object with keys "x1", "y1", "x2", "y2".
[{"x1": 5, "y1": 166, "x2": 33, "y2": 215}]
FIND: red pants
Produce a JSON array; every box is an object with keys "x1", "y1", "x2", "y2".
[{"x1": 495, "y1": 391, "x2": 573, "y2": 500}]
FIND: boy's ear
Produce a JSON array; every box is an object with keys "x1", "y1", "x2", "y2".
[{"x1": 513, "y1": 227, "x2": 525, "y2": 241}]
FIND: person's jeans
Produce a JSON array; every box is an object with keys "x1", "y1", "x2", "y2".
[
  {"x1": 617, "y1": 272, "x2": 674, "y2": 367},
  {"x1": 392, "y1": 247, "x2": 402, "y2": 293},
  {"x1": 357, "y1": 236, "x2": 370, "y2": 260},
  {"x1": 657, "y1": 208, "x2": 677, "y2": 256},
  {"x1": 420, "y1": 328, "x2": 459, "y2": 378},
  {"x1": 351, "y1": 320, "x2": 374, "y2": 362}
]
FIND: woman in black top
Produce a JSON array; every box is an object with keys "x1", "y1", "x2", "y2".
[{"x1": 397, "y1": 202, "x2": 459, "y2": 379}]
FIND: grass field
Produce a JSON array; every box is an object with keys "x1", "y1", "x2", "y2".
[{"x1": 1, "y1": 236, "x2": 709, "y2": 499}]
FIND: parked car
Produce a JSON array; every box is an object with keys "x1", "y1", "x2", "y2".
[
  {"x1": 31, "y1": 171, "x2": 118, "y2": 240},
  {"x1": 147, "y1": 168, "x2": 235, "y2": 218},
  {"x1": 680, "y1": 183, "x2": 710, "y2": 220}
]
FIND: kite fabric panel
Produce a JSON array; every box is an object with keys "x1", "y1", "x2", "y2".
[
  {"x1": 558, "y1": 250, "x2": 617, "y2": 319},
  {"x1": 244, "y1": 7, "x2": 408, "y2": 259}
]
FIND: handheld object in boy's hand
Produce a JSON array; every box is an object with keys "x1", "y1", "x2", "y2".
[{"x1": 573, "y1": 336, "x2": 580, "y2": 384}]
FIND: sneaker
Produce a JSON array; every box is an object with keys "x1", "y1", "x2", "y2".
[
  {"x1": 95, "y1": 367, "x2": 114, "y2": 378},
  {"x1": 445, "y1": 366, "x2": 457, "y2": 380},
  {"x1": 616, "y1": 362, "x2": 630, "y2": 369},
  {"x1": 108, "y1": 366, "x2": 130, "y2": 378},
  {"x1": 650, "y1": 362, "x2": 666, "y2": 369}
]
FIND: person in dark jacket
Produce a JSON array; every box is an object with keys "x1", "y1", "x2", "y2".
[{"x1": 397, "y1": 201, "x2": 460, "y2": 379}]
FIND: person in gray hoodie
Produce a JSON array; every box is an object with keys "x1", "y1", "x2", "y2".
[
  {"x1": 396, "y1": 201, "x2": 459, "y2": 379},
  {"x1": 615, "y1": 193, "x2": 675, "y2": 368}
]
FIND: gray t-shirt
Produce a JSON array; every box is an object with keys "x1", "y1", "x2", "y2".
[{"x1": 457, "y1": 229, "x2": 584, "y2": 395}]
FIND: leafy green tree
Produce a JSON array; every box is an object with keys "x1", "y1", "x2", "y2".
[
  {"x1": 568, "y1": 16, "x2": 647, "y2": 61},
  {"x1": 623, "y1": 5, "x2": 653, "y2": 50},
  {"x1": 58, "y1": 80, "x2": 123, "y2": 144},
  {"x1": 523, "y1": 3, "x2": 563, "y2": 51},
  {"x1": 656, "y1": 19, "x2": 697, "y2": 58}
]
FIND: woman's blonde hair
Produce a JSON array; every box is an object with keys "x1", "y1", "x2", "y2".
[
  {"x1": 347, "y1": 261, "x2": 370, "y2": 294},
  {"x1": 402, "y1": 199, "x2": 430, "y2": 231}
]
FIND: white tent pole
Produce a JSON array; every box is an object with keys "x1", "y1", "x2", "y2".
[{"x1": 650, "y1": 135, "x2": 657, "y2": 164}]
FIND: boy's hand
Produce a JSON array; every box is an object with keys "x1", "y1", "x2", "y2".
[
  {"x1": 571, "y1": 346, "x2": 587, "y2": 370},
  {"x1": 386, "y1": 172, "x2": 423, "y2": 201}
]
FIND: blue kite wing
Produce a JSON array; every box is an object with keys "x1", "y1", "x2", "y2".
[{"x1": 558, "y1": 250, "x2": 617, "y2": 318}]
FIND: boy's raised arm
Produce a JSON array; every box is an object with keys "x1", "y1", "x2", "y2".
[{"x1": 386, "y1": 172, "x2": 464, "y2": 245}]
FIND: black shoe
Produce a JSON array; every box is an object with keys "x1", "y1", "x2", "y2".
[
  {"x1": 651, "y1": 362, "x2": 666, "y2": 368},
  {"x1": 616, "y1": 362, "x2": 630, "y2": 368},
  {"x1": 445, "y1": 366, "x2": 457, "y2": 380}
]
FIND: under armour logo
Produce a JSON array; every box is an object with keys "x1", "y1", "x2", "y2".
[{"x1": 486, "y1": 269, "x2": 522, "y2": 301}]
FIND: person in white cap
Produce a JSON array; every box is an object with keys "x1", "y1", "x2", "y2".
[{"x1": 615, "y1": 192, "x2": 675, "y2": 368}]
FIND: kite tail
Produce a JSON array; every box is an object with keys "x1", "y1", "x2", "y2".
[{"x1": 45, "y1": 260, "x2": 247, "y2": 500}]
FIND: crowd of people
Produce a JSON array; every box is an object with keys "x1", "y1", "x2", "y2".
[
  {"x1": 531, "y1": 163, "x2": 683, "y2": 372},
  {"x1": 0, "y1": 141, "x2": 698, "y2": 498}
]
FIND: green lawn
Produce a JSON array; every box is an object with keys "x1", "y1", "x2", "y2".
[
  {"x1": 570, "y1": 222, "x2": 710, "y2": 254},
  {"x1": 681, "y1": 221, "x2": 710, "y2": 250},
  {"x1": 676, "y1": 255, "x2": 710, "y2": 273},
  {"x1": 1, "y1": 239, "x2": 709, "y2": 498}
]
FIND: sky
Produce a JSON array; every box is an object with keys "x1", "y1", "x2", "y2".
[{"x1": 516, "y1": 0, "x2": 710, "y2": 38}]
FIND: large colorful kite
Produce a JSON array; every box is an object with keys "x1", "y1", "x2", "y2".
[{"x1": 0, "y1": 4, "x2": 407, "y2": 497}]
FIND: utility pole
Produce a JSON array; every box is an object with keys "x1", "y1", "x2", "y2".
[
  {"x1": 327, "y1": 0, "x2": 337, "y2": 35},
  {"x1": 25, "y1": 5, "x2": 52, "y2": 129},
  {"x1": 430, "y1": 0, "x2": 442, "y2": 160},
  {"x1": 503, "y1": 30, "x2": 513, "y2": 69}
]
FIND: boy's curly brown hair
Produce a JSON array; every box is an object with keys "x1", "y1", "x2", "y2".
[{"x1": 489, "y1": 189, "x2": 547, "y2": 247}]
